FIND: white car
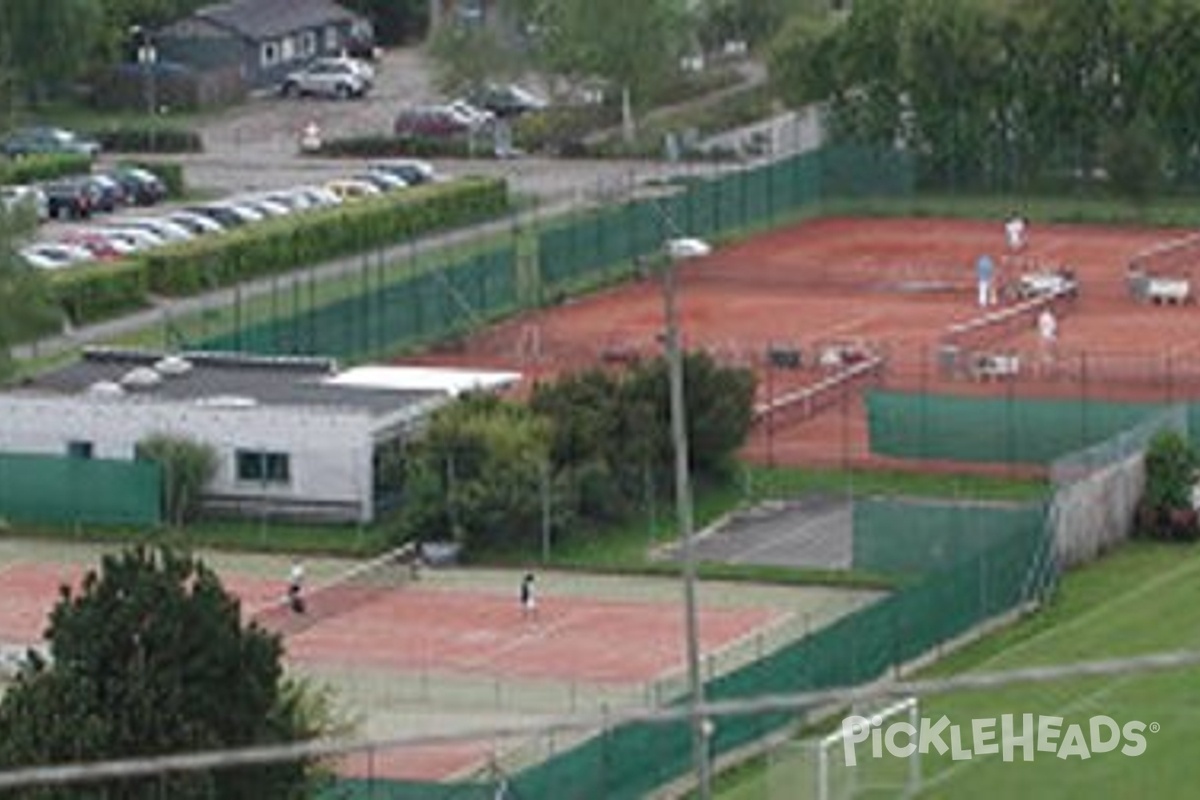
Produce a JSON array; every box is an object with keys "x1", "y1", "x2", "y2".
[
  {"x1": 368, "y1": 160, "x2": 437, "y2": 185},
  {"x1": 98, "y1": 226, "x2": 168, "y2": 251},
  {"x1": 325, "y1": 178, "x2": 383, "y2": 201},
  {"x1": 280, "y1": 57, "x2": 372, "y2": 99},
  {"x1": 19, "y1": 242, "x2": 94, "y2": 269},
  {"x1": 113, "y1": 217, "x2": 195, "y2": 243},
  {"x1": 164, "y1": 210, "x2": 226, "y2": 236},
  {"x1": 1, "y1": 185, "x2": 49, "y2": 221},
  {"x1": 448, "y1": 99, "x2": 496, "y2": 131}
]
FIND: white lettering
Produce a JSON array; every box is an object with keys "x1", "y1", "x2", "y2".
[
  {"x1": 950, "y1": 724, "x2": 973, "y2": 761},
  {"x1": 886, "y1": 722, "x2": 917, "y2": 758},
  {"x1": 1002, "y1": 713, "x2": 1035, "y2": 762},
  {"x1": 919, "y1": 715, "x2": 951, "y2": 755},
  {"x1": 972, "y1": 718, "x2": 998, "y2": 756},
  {"x1": 1037, "y1": 715, "x2": 1063, "y2": 753},
  {"x1": 1121, "y1": 721, "x2": 1147, "y2": 757},
  {"x1": 1089, "y1": 716, "x2": 1121, "y2": 754},
  {"x1": 1057, "y1": 723, "x2": 1090, "y2": 760},
  {"x1": 841, "y1": 716, "x2": 871, "y2": 767}
]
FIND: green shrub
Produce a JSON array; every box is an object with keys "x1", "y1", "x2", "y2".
[
  {"x1": 50, "y1": 260, "x2": 148, "y2": 324},
  {"x1": 88, "y1": 126, "x2": 204, "y2": 154},
  {"x1": 0, "y1": 154, "x2": 92, "y2": 185},
  {"x1": 139, "y1": 177, "x2": 508, "y2": 295},
  {"x1": 135, "y1": 434, "x2": 217, "y2": 526},
  {"x1": 1136, "y1": 430, "x2": 1200, "y2": 542},
  {"x1": 312, "y1": 134, "x2": 486, "y2": 159}
]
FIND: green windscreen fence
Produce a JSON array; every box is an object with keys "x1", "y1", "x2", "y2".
[
  {"x1": 354, "y1": 497, "x2": 1050, "y2": 799},
  {"x1": 0, "y1": 453, "x2": 161, "y2": 526},
  {"x1": 535, "y1": 146, "x2": 914, "y2": 298},
  {"x1": 865, "y1": 390, "x2": 1170, "y2": 465},
  {"x1": 197, "y1": 248, "x2": 519, "y2": 360}
]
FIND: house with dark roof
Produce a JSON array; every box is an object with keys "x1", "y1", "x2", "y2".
[
  {"x1": 155, "y1": 0, "x2": 373, "y2": 90},
  {"x1": 0, "y1": 349, "x2": 519, "y2": 523}
]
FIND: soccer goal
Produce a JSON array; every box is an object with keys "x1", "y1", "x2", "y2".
[{"x1": 767, "y1": 697, "x2": 922, "y2": 800}]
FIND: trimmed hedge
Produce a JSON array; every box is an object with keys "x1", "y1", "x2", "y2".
[
  {"x1": 312, "y1": 134, "x2": 487, "y2": 159},
  {"x1": 139, "y1": 176, "x2": 507, "y2": 295},
  {"x1": 46, "y1": 176, "x2": 508, "y2": 323},
  {"x1": 0, "y1": 154, "x2": 93, "y2": 185},
  {"x1": 52, "y1": 260, "x2": 149, "y2": 325},
  {"x1": 88, "y1": 126, "x2": 203, "y2": 154}
]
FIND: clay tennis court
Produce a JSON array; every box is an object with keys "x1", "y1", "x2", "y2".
[
  {"x1": 0, "y1": 547, "x2": 877, "y2": 783},
  {"x1": 403, "y1": 216, "x2": 1198, "y2": 471}
]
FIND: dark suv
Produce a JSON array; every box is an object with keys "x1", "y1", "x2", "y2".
[{"x1": 42, "y1": 180, "x2": 93, "y2": 220}]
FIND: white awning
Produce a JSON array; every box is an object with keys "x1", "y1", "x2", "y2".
[{"x1": 324, "y1": 365, "x2": 522, "y2": 397}]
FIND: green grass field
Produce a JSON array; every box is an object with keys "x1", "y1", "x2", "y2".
[{"x1": 717, "y1": 540, "x2": 1200, "y2": 800}]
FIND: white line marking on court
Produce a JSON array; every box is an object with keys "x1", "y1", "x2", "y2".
[
  {"x1": 969, "y1": 546, "x2": 1200, "y2": 673},
  {"x1": 818, "y1": 313, "x2": 876, "y2": 339},
  {"x1": 918, "y1": 549, "x2": 1200, "y2": 791}
]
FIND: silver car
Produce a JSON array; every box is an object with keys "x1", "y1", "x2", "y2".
[{"x1": 280, "y1": 58, "x2": 371, "y2": 99}]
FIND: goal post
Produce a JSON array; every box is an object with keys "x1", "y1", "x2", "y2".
[{"x1": 767, "y1": 697, "x2": 921, "y2": 800}]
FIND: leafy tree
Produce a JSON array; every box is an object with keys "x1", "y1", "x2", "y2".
[
  {"x1": 135, "y1": 434, "x2": 218, "y2": 526},
  {"x1": 338, "y1": 0, "x2": 429, "y2": 44},
  {"x1": 398, "y1": 394, "x2": 559, "y2": 552},
  {"x1": 1102, "y1": 112, "x2": 1164, "y2": 208},
  {"x1": 0, "y1": 0, "x2": 102, "y2": 104},
  {"x1": 0, "y1": 546, "x2": 329, "y2": 798},
  {"x1": 426, "y1": 22, "x2": 525, "y2": 97},
  {"x1": 518, "y1": 0, "x2": 693, "y2": 137},
  {"x1": 1136, "y1": 431, "x2": 1200, "y2": 542},
  {"x1": 0, "y1": 208, "x2": 62, "y2": 382}
]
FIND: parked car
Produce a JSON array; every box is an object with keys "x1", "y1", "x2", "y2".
[
  {"x1": 0, "y1": 185, "x2": 49, "y2": 221},
  {"x1": 42, "y1": 180, "x2": 93, "y2": 220},
  {"x1": 466, "y1": 83, "x2": 547, "y2": 117},
  {"x1": 280, "y1": 57, "x2": 372, "y2": 99},
  {"x1": 184, "y1": 203, "x2": 264, "y2": 228},
  {"x1": 60, "y1": 230, "x2": 140, "y2": 259},
  {"x1": 356, "y1": 171, "x2": 407, "y2": 192},
  {"x1": 1, "y1": 126, "x2": 101, "y2": 158},
  {"x1": 111, "y1": 217, "x2": 195, "y2": 243},
  {"x1": 78, "y1": 174, "x2": 125, "y2": 213},
  {"x1": 19, "y1": 242, "x2": 95, "y2": 269},
  {"x1": 393, "y1": 105, "x2": 479, "y2": 139},
  {"x1": 110, "y1": 166, "x2": 167, "y2": 206},
  {"x1": 448, "y1": 99, "x2": 496, "y2": 130},
  {"x1": 368, "y1": 159, "x2": 436, "y2": 186},
  {"x1": 163, "y1": 210, "x2": 225, "y2": 236},
  {"x1": 325, "y1": 178, "x2": 382, "y2": 202}
]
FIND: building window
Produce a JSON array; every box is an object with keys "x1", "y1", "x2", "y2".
[
  {"x1": 236, "y1": 450, "x2": 290, "y2": 484},
  {"x1": 261, "y1": 41, "x2": 279, "y2": 67},
  {"x1": 67, "y1": 440, "x2": 93, "y2": 459},
  {"x1": 300, "y1": 31, "x2": 317, "y2": 57},
  {"x1": 324, "y1": 25, "x2": 339, "y2": 51}
]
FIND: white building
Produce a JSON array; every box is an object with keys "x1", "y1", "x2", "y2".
[{"x1": 0, "y1": 349, "x2": 520, "y2": 523}]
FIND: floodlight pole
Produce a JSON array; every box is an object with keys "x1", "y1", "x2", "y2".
[{"x1": 661, "y1": 252, "x2": 712, "y2": 800}]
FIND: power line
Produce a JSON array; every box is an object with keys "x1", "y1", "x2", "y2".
[{"x1": 2, "y1": 648, "x2": 1199, "y2": 790}]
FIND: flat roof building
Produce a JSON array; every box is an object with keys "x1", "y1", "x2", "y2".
[{"x1": 0, "y1": 348, "x2": 520, "y2": 523}]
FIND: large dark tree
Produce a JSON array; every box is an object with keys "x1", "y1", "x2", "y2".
[{"x1": 0, "y1": 547, "x2": 326, "y2": 799}]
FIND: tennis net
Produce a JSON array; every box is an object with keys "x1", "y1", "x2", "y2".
[
  {"x1": 754, "y1": 355, "x2": 884, "y2": 429},
  {"x1": 250, "y1": 543, "x2": 418, "y2": 636},
  {"x1": 941, "y1": 288, "x2": 1073, "y2": 354},
  {"x1": 1128, "y1": 232, "x2": 1200, "y2": 275}
]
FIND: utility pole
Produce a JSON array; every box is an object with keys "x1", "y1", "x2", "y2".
[{"x1": 661, "y1": 243, "x2": 711, "y2": 800}]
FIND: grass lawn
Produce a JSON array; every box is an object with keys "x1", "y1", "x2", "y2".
[{"x1": 715, "y1": 540, "x2": 1200, "y2": 799}]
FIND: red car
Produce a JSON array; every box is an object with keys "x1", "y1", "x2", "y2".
[{"x1": 393, "y1": 105, "x2": 482, "y2": 139}]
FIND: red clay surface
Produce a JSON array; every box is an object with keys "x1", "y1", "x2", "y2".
[
  {"x1": 283, "y1": 584, "x2": 777, "y2": 684},
  {"x1": 403, "y1": 216, "x2": 1198, "y2": 471},
  {"x1": 1, "y1": 564, "x2": 783, "y2": 782}
]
